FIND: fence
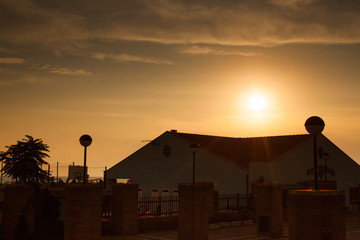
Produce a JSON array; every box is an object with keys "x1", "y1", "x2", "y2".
[
  {"x1": 138, "y1": 195, "x2": 178, "y2": 216},
  {"x1": 102, "y1": 193, "x2": 247, "y2": 219},
  {"x1": 218, "y1": 194, "x2": 248, "y2": 211}
]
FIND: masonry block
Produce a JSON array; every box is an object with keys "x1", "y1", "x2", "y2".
[
  {"x1": 111, "y1": 183, "x2": 138, "y2": 236},
  {"x1": 252, "y1": 182, "x2": 283, "y2": 238},
  {"x1": 287, "y1": 190, "x2": 345, "y2": 240},
  {"x1": 1, "y1": 185, "x2": 37, "y2": 240},
  {"x1": 178, "y1": 182, "x2": 214, "y2": 240},
  {"x1": 64, "y1": 184, "x2": 102, "y2": 240}
]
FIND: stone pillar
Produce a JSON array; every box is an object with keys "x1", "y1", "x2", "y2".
[
  {"x1": 213, "y1": 191, "x2": 219, "y2": 212},
  {"x1": 64, "y1": 184, "x2": 102, "y2": 240},
  {"x1": 111, "y1": 183, "x2": 138, "y2": 236},
  {"x1": 287, "y1": 190, "x2": 345, "y2": 240},
  {"x1": 252, "y1": 182, "x2": 283, "y2": 238},
  {"x1": 1, "y1": 185, "x2": 37, "y2": 240},
  {"x1": 178, "y1": 182, "x2": 214, "y2": 240}
]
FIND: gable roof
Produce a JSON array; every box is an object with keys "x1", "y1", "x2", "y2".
[{"x1": 170, "y1": 131, "x2": 312, "y2": 170}]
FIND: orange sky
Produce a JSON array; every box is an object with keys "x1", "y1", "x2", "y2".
[{"x1": 1, "y1": 0, "x2": 360, "y2": 177}]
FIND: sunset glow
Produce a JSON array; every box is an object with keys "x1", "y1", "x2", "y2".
[
  {"x1": 247, "y1": 94, "x2": 267, "y2": 112},
  {"x1": 1, "y1": 1, "x2": 360, "y2": 177}
]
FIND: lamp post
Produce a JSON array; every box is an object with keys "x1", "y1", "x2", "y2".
[
  {"x1": 321, "y1": 152, "x2": 330, "y2": 181},
  {"x1": 80, "y1": 134, "x2": 92, "y2": 184},
  {"x1": 305, "y1": 116, "x2": 325, "y2": 190},
  {"x1": 190, "y1": 143, "x2": 200, "y2": 183},
  {"x1": 0, "y1": 159, "x2": 3, "y2": 184}
]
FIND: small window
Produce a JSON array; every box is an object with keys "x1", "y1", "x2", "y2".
[{"x1": 163, "y1": 145, "x2": 171, "y2": 157}]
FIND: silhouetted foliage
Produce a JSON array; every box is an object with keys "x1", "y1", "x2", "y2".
[{"x1": 0, "y1": 135, "x2": 50, "y2": 183}]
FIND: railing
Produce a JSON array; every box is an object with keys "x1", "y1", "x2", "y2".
[
  {"x1": 102, "y1": 194, "x2": 112, "y2": 218},
  {"x1": 349, "y1": 187, "x2": 360, "y2": 209},
  {"x1": 138, "y1": 195, "x2": 178, "y2": 216},
  {"x1": 218, "y1": 194, "x2": 247, "y2": 211},
  {"x1": 102, "y1": 193, "x2": 247, "y2": 218}
]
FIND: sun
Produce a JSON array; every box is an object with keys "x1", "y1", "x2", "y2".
[{"x1": 247, "y1": 94, "x2": 267, "y2": 112}]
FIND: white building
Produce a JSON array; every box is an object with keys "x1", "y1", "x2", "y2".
[{"x1": 107, "y1": 130, "x2": 360, "y2": 205}]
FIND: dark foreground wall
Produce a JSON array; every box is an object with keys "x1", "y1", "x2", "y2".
[{"x1": 288, "y1": 190, "x2": 345, "y2": 240}]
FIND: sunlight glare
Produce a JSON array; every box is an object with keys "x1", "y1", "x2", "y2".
[{"x1": 247, "y1": 94, "x2": 266, "y2": 112}]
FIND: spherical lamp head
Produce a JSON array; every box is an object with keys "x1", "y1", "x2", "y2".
[
  {"x1": 189, "y1": 143, "x2": 200, "y2": 152},
  {"x1": 305, "y1": 116, "x2": 325, "y2": 134},
  {"x1": 80, "y1": 134, "x2": 92, "y2": 147}
]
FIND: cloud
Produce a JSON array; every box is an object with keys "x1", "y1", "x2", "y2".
[
  {"x1": 92, "y1": 53, "x2": 174, "y2": 65},
  {"x1": 1, "y1": 0, "x2": 360, "y2": 52},
  {"x1": 179, "y1": 45, "x2": 259, "y2": 56},
  {"x1": 48, "y1": 67, "x2": 92, "y2": 76},
  {"x1": 35, "y1": 64, "x2": 91, "y2": 76},
  {"x1": 270, "y1": 0, "x2": 316, "y2": 9},
  {"x1": 0, "y1": 57, "x2": 26, "y2": 64},
  {"x1": 0, "y1": 75, "x2": 45, "y2": 87}
]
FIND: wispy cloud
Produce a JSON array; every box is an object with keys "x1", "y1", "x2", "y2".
[
  {"x1": 49, "y1": 67, "x2": 92, "y2": 76},
  {"x1": 179, "y1": 45, "x2": 259, "y2": 56},
  {"x1": 92, "y1": 53, "x2": 174, "y2": 65},
  {"x1": 0, "y1": 76, "x2": 45, "y2": 87},
  {"x1": 0, "y1": 57, "x2": 26, "y2": 64},
  {"x1": 1, "y1": 0, "x2": 360, "y2": 52},
  {"x1": 38, "y1": 64, "x2": 92, "y2": 76}
]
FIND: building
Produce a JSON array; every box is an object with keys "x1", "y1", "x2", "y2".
[{"x1": 106, "y1": 130, "x2": 360, "y2": 205}]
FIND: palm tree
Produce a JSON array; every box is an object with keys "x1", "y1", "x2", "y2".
[{"x1": 0, "y1": 135, "x2": 50, "y2": 183}]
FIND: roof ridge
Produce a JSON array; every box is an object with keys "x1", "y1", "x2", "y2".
[
  {"x1": 173, "y1": 131, "x2": 240, "y2": 139},
  {"x1": 241, "y1": 133, "x2": 310, "y2": 139},
  {"x1": 172, "y1": 131, "x2": 310, "y2": 139}
]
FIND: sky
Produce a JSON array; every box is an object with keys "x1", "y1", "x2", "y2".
[{"x1": 1, "y1": 0, "x2": 360, "y2": 178}]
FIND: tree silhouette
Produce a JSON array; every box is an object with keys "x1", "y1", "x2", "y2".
[{"x1": 0, "y1": 135, "x2": 50, "y2": 183}]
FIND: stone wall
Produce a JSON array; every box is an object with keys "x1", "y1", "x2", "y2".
[
  {"x1": 178, "y1": 182, "x2": 214, "y2": 240},
  {"x1": 111, "y1": 183, "x2": 138, "y2": 236},
  {"x1": 1, "y1": 185, "x2": 37, "y2": 240},
  {"x1": 252, "y1": 182, "x2": 283, "y2": 238},
  {"x1": 288, "y1": 190, "x2": 345, "y2": 240},
  {"x1": 64, "y1": 184, "x2": 102, "y2": 240}
]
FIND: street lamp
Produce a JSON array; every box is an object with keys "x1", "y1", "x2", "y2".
[
  {"x1": 321, "y1": 152, "x2": 330, "y2": 181},
  {"x1": 305, "y1": 116, "x2": 325, "y2": 190},
  {"x1": 0, "y1": 159, "x2": 3, "y2": 184},
  {"x1": 80, "y1": 134, "x2": 92, "y2": 184},
  {"x1": 190, "y1": 143, "x2": 200, "y2": 183}
]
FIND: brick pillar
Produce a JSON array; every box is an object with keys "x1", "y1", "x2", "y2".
[
  {"x1": 111, "y1": 183, "x2": 138, "y2": 236},
  {"x1": 288, "y1": 190, "x2": 345, "y2": 240},
  {"x1": 252, "y1": 182, "x2": 283, "y2": 238},
  {"x1": 178, "y1": 182, "x2": 214, "y2": 240},
  {"x1": 64, "y1": 184, "x2": 102, "y2": 240},
  {"x1": 1, "y1": 185, "x2": 37, "y2": 240},
  {"x1": 213, "y1": 191, "x2": 219, "y2": 212}
]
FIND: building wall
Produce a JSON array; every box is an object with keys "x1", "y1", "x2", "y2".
[
  {"x1": 249, "y1": 137, "x2": 314, "y2": 185},
  {"x1": 249, "y1": 134, "x2": 360, "y2": 206},
  {"x1": 107, "y1": 132, "x2": 248, "y2": 195}
]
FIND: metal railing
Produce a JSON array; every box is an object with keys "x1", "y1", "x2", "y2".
[
  {"x1": 218, "y1": 194, "x2": 247, "y2": 211},
  {"x1": 102, "y1": 193, "x2": 247, "y2": 218},
  {"x1": 138, "y1": 195, "x2": 178, "y2": 216}
]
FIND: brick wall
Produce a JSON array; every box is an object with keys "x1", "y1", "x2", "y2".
[
  {"x1": 64, "y1": 184, "x2": 102, "y2": 240},
  {"x1": 288, "y1": 190, "x2": 345, "y2": 240}
]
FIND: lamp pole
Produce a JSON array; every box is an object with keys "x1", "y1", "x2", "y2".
[
  {"x1": 305, "y1": 116, "x2": 325, "y2": 191},
  {"x1": 313, "y1": 134, "x2": 319, "y2": 190},
  {"x1": 1, "y1": 160, "x2": 3, "y2": 184},
  {"x1": 190, "y1": 143, "x2": 200, "y2": 183},
  {"x1": 80, "y1": 135, "x2": 92, "y2": 184},
  {"x1": 321, "y1": 152, "x2": 330, "y2": 181}
]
